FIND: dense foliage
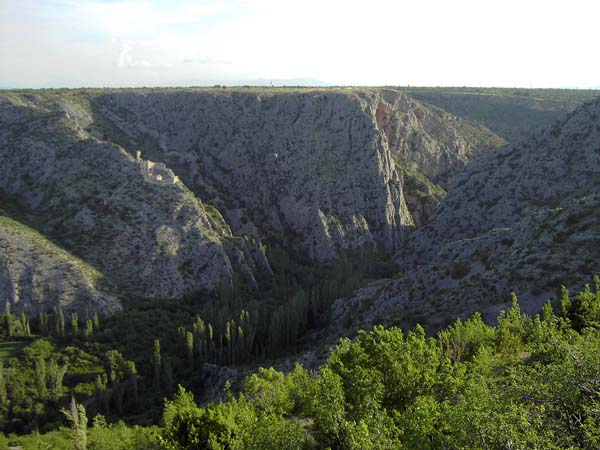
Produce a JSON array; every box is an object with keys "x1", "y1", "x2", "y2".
[
  {"x1": 1, "y1": 279, "x2": 599, "y2": 449},
  {"x1": 0, "y1": 247, "x2": 394, "y2": 435}
]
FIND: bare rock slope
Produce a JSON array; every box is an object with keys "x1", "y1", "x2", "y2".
[
  {"x1": 401, "y1": 97, "x2": 600, "y2": 265},
  {"x1": 91, "y1": 88, "x2": 502, "y2": 259},
  {"x1": 0, "y1": 93, "x2": 267, "y2": 306},
  {"x1": 332, "y1": 97, "x2": 600, "y2": 334},
  {"x1": 0, "y1": 88, "x2": 502, "y2": 314}
]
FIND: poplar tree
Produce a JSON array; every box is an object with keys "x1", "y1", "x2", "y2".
[
  {"x1": 61, "y1": 397, "x2": 87, "y2": 450},
  {"x1": 193, "y1": 315, "x2": 206, "y2": 362},
  {"x1": 5, "y1": 303, "x2": 13, "y2": 338},
  {"x1": 47, "y1": 357, "x2": 68, "y2": 400},
  {"x1": 71, "y1": 312, "x2": 79, "y2": 337},
  {"x1": 0, "y1": 363, "x2": 7, "y2": 408},
  {"x1": 185, "y1": 331, "x2": 194, "y2": 366},
  {"x1": 85, "y1": 319, "x2": 93, "y2": 338},
  {"x1": 126, "y1": 360, "x2": 139, "y2": 408},
  {"x1": 38, "y1": 312, "x2": 49, "y2": 335},
  {"x1": 152, "y1": 339, "x2": 161, "y2": 391},
  {"x1": 19, "y1": 312, "x2": 28, "y2": 336},
  {"x1": 92, "y1": 312, "x2": 100, "y2": 332},
  {"x1": 35, "y1": 357, "x2": 47, "y2": 398},
  {"x1": 95, "y1": 374, "x2": 109, "y2": 414},
  {"x1": 53, "y1": 306, "x2": 65, "y2": 337}
]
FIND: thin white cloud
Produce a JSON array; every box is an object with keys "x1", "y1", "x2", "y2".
[
  {"x1": 182, "y1": 57, "x2": 231, "y2": 65},
  {"x1": 115, "y1": 40, "x2": 169, "y2": 69}
]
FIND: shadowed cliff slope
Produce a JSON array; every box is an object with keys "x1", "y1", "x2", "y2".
[{"x1": 0, "y1": 214, "x2": 120, "y2": 315}]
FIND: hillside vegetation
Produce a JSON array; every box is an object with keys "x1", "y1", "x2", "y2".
[
  {"x1": 2, "y1": 281, "x2": 600, "y2": 449},
  {"x1": 1, "y1": 86, "x2": 599, "y2": 448}
]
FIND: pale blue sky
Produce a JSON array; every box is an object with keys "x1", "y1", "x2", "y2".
[{"x1": 1, "y1": 0, "x2": 599, "y2": 88}]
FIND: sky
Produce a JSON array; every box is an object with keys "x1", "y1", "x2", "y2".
[{"x1": 1, "y1": 0, "x2": 599, "y2": 88}]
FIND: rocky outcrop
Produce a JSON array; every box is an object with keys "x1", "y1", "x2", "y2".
[
  {"x1": 0, "y1": 215, "x2": 120, "y2": 315},
  {"x1": 371, "y1": 90, "x2": 505, "y2": 187},
  {"x1": 0, "y1": 93, "x2": 268, "y2": 304},
  {"x1": 396, "y1": 163, "x2": 446, "y2": 228},
  {"x1": 90, "y1": 88, "x2": 501, "y2": 258},
  {"x1": 331, "y1": 96, "x2": 600, "y2": 335},
  {"x1": 399, "y1": 97, "x2": 600, "y2": 266},
  {"x1": 0, "y1": 88, "x2": 503, "y2": 313}
]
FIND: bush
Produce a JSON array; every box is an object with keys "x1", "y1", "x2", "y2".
[{"x1": 450, "y1": 262, "x2": 470, "y2": 279}]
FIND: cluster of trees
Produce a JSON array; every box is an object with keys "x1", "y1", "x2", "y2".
[
  {"x1": 2, "y1": 303, "x2": 31, "y2": 338},
  {"x1": 1, "y1": 304, "x2": 101, "y2": 341},
  {"x1": 160, "y1": 246, "x2": 394, "y2": 370},
  {"x1": 1, "y1": 243, "x2": 365, "y2": 431},
  {"x1": 175, "y1": 309, "x2": 257, "y2": 367},
  {"x1": 0, "y1": 338, "x2": 73, "y2": 433},
  {"x1": 1, "y1": 403, "x2": 159, "y2": 450},
  {"x1": 0, "y1": 336, "x2": 140, "y2": 434},
  {"x1": 156, "y1": 280, "x2": 600, "y2": 450},
  {"x1": 4, "y1": 279, "x2": 599, "y2": 449},
  {"x1": 36, "y1": 308, "x2": 101, "y2": 339}
]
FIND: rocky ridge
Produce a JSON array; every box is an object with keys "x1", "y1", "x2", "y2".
[
  {"x1": 0, "y1": 93, "x2": 269, "y2": 307},
  {"x1": 0, "y1": 88, "x2": 502, "y2": 315},
  {"x1": 90, "y1": 88, "x2": 502, "y2": 258},
  {"x1": 399, "y1": 97, "x2": 600, "y2": 266},
  {"x1": 331, "y1": 96, "x2": 600, "y2": 335}
]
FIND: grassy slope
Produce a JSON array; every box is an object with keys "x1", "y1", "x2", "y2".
[
  {"x1": 393, "y1": 86, "x2": 600, "y2": 142},
  {"x1": 0, "y1": 215, "x2": 103, "y2": 284}
]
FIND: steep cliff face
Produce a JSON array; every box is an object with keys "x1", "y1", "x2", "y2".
[
  {"x1": 0, "y1": 93, "x2": 267, "y2": 304},
  {"x1": 332, "y1": 97, "x2": 600, "y2": 335},
  {"x1": 90, "y1": 90, "x2": 408, "y2": 260},
  {"x1": 0, "y1": 215, "x2": 120, "y2": 315},
  {"x1": 0, "y1": 88, "x2": 503, "y2": 314},
  {"x1": 90, "y1": 88, "x2": 500, "y2": 258},
  {"x1": 371, "y1": 90, "x2": 505, "y2": 187}
]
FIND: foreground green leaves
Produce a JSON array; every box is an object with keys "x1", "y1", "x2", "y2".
[{"x1": 3, "y1": 279, "x2": 600, "y2": 449}]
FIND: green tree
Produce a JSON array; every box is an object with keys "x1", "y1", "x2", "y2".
[
  {"x1": 438, "y1": 312, "x2": 495, "y2": 362},
  {"x1": 152, "y1": 339, "x2": 161, "y2": 391},
  {"x1": 93, "y1": 312, "x2": 100, "y2": 332},
  {"x1": 160, "y1": 386, "x2": 235, "y2": 450},
  {"x1": 34, "y1": 357, "x2": 47, "y2": 398},
  {"x1": 496, "y1": 293, "x2": 528, "y2": 359},
  {"x1": 568, "y1": 279, "x2": 600, "y2": 331},
  {"x1": 47, "y1": 356, "x2": 68, "y2": 401},
  {"x1": 309, "y1": 367, "x2": 348, "y2": 448},
  {"x1": 186, "y1": 331, "x2": 194, "y2": 366},
  {"x1": 61, "y1": 396, "x2": 88, "y2": 450},
  {"x1": 5, "y1": 302, "x2": 13, "y2": 338},
  {"x1": 0, "y1": 362, "x2": 8, "y2": 412},
  {"x1": 71, "y1": 312, "x2": 79, "y2": 337}
]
